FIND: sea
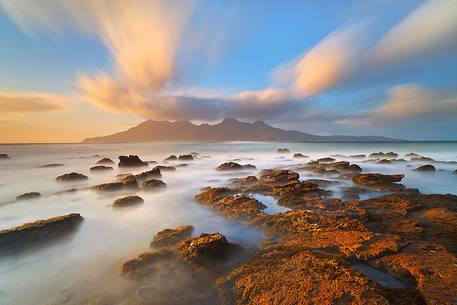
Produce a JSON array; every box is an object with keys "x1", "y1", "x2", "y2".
[{"x1": 0, "y1": 141, "x2": 456, "y2": 304}]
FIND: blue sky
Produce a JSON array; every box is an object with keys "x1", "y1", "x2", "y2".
[{"x1": 0, "y1": 0, "x2": 456, "y2": 142}]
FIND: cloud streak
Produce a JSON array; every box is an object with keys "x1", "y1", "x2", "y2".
[{"x1": 0, "y1": 89, "x2": 68, "y2": 114}]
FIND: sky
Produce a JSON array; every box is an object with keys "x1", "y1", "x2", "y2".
[{"x1": 0, "y1": 0, "x2": 456, "y2": 143}]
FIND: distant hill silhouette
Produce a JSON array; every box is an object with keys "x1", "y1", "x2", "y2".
[{"x1": 82, "y1": 118, "x2": 402, "y2": 143}]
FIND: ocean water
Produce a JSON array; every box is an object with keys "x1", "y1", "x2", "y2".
[{"x1": 0, "y1": 141, "x2": 456, "y2": 304}]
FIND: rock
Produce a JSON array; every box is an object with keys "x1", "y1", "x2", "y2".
[
  {"x1": 55, "y1": 172, "x2": 88, "y2": 182},
  {"x1": 118, "y1": 174, "x2": 139, "y2": 189},
  {"x1": 146, "y1": 160, "x2": 157, "y2": 165},
  {"x1": 113, "y1": 195, "x2": 144, "y2": 207},
  {"x1": 0, "y1": 153, "x2": 9, "y2": 159},
  {"x1": 377, "y1": 159, "x2": 392, "y2": 164},
  {"x1": 216, "y1": 162, "x2": 256, "y2": 171},
  {"x1": 90, "y1": 165, "x2": 113, "y2": 172},
  {"x1": 453, "y1": 169, "x2": 457, "y2": 175},
  {"x1": 150, "y1": 225, "x2": 194, "y2": 247},
  {"x1": 178, "y1": 154, "x2": 194, "y2": 161},
  {"x1": 258, "y1": 169, "x2": 299, "y2": 186},
  {"x1": 349, "y1": 154, "x2": 366, "y2": 159},
  {"x1": 134, "y1": 168, "x2": 162, "y2": 182},
  {"x1": 164, "y1": 155, "x2": 177, "y2": 161},
  {"x1": 154, "y1": 165, "x2": 176, "y2": 172},
  {"x1": 410, "y1": 156, "x2": 435, "y2": 162},
  {"x1": 316, "y1": 157, "x2": 335, "y2": 163},
  {"x1": 293, "y1": 153, "x2": 308, "y2": 158},
  {"x1": 415, "y1": 164, "x2": 436, "y2": 172},
  {"x1": 16, "y1": 192, "x2": 41, "y2": 201},
  {"x1": 369, "y1": 152, "x2": 398, "y2": 158},
  {"x1": 178, "y1": 233, "x2": 239, "y2": 265},
  {"x1": 0, "y1": 213, "x2": 83, "y2": 249},
  {"x1": 277, "y1": 148, "x2": 289, "y2": 153},
  {"x1": 142, "y1": 179, "x2": 167, "y2": 191},
  {"x1": 39, "y1": 163, "x2": 64, "y2": 168},
  {"x1": 405, "y1": 152, "x2": 421, "y2": 158},
  {"x1": 352, "y1": 173, "x2": 404, "y2": 187},
  {"x1": 121, "y1": 248, "x2": 175, "y2": 279},
  {"x1": 194, "y1": 187, "x2": 234, "y2": 205},
  {"x1": 118, "y1": 155, "x2": 148, "y2": 167},
  {"x1": 96, "y1": 158, "x2": 114, "y2": 165},
  {"x1": 92, "y1": 182, "x2": 125, "y2": 192}
]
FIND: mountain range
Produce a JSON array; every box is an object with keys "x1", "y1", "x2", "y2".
[{"x1": 82, "y1": 118, "x2": 402, "y2": 143}]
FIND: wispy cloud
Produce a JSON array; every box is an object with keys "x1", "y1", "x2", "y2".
[
  {"x1": 338, "y1": 84, "x2": 457, "y2": 126},
  {"x1": 0, "y1": 89, "x2": 68, "y2": 114}
]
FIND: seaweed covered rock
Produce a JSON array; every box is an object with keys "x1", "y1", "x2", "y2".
[
  {"x1": 178, "y1": 233, "x2": 239, "y2": 265},
  {"x1": 55, "y1": 172, "x2": 88, "y2": 182},
  {"x1": 415, "y1": 164, "x2": 436, "y2": 172},
  {"x1": 96, "y1": 158, "x2": 114, "y2": 165},
  {"x1": 118, "y1": 155, "x2": 148, "y2": 167},
  {"x1": 150, "y1": 225, "x2": 194, "y2": 248},
  {"x1": 142, "y1": 179, "x2": 166, "y2": 191},
  {"x1": 216, "y1": 162, "x2": 256, "y2": 171},
  {"x1": 0, "y1": 213, "x2": 83, "y2": 249},
  {"x1": 113, "y1": 196, "x2": 144, "y2": 207},
  {"x1": 16, "y1": 192, "x2": 41, "y2": 201},
  {"x1": 121, "y1": 248, "x2": 175, "y2": 279}
]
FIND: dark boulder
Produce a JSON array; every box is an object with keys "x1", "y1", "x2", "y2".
[
  {"x1": 142, "y1": 179, "x2": 167, "y2": 191},
  {"x1": 411, "y1": 156, "x2": 435, "y2": 162},
  {"x1": 96, "y1": 158, "x2": 114, "y2": 165},
  {"x1": 90, "y1": 165, "x2": 113, "y2": 172},
  {"x1": 216, "y1": 162, "x2": 256, "y2": 171},
  {"x1": 453, "y1": 169, "x2": 457, "y2": 175},
  {"x1": 405, "y1": 152, "x2": 421, "y2": 158},
  {"x1": 150, "y1": 225, "x2": 194, "y2": 248},
  {"x1": 277, "y1": 148, "x2": 290, "y2": 153},
  {"x1": 377, "y1": 159, "x2": 392, "y2": 164},
  {"x1": 316, "y1": 157, "x2": 335, "y2": 163},
  {"x1": 154, "y1": 165, "x2": 176, "y2": 172},
  {"x1": 0, "y1": 213, "x2": 83, "y2": 249},
  {"x1": 113, "y1": 196, "x2": 144, "y2": 207},
  {"x1": 121, "y1": 248, "x2": 175, "y2": 279},
  {"x1": 349, "y1": 154, "x2": 366, "y2": 159},
  {"x1": 118, "y1": 174, "x2": 139, "y2": 189},
  {"x1": 415, "y1": 165, "x2": 436, "y2": 172},
  {"x1": 352, "y1": 173, "x2": 404, "y2": 186},
  {"x1": 55, "y1": 172, "x2": 88, "y2": 182},
  {"x1": 16, "y1": 192, "x2": 41, "y2": 201},
  {"x1": 92, "y1": 182, "x2": 124, "y2": 192},
  {"x1": 0, "y1": 153, "x2": 9, "y2": 159},
  {"x1": 178, "y1": 154, "x2": 194, "y2": 161},
  {"x1": 118, "y1": 155, "x2": 148, "y2": 167}
]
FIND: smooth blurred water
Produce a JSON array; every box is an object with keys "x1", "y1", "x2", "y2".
[{"x1": 0, "y1": 141, "x2": 456, "y2": 304}]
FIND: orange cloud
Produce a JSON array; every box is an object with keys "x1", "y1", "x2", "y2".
[{"x1": 0, "y1": 89, "x2": 68, "y2": 114}]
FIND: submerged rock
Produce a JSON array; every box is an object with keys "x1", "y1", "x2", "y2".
[
  {"x1": 118, "y1": 155, "x2": 148, "y2": 167},
  {"x1": 316, "y1": 157, "x2": 335, "y2": 163},
  {"x1": 96, "y1": 158, "x2": 114, "y2": 165},
  {"x1": 113, "y1": 195, "x2": 144, "y2": 207},
  {"x1": 178, "y1": 154, "x2": 194, "y2": 161},
  {"x1": 55, "y1": 172, "x2": 88, "y2": 182},
  {"x1": 277, "y1": 148, "x2": 289, "y2": 153},
  {"x1": 16, "y1": 192, "x2": 41, "y2": 201},
  {"x1": 415, "y1": 164, "x2": 436, "y2": 172},
  {"x1": 377, "y1": 159, "x2": 392, "y2": 164},
  {"x1": 0, "y1": 153, "x2": 9, "y2": 159},
  {"x1": 216, "y1": 162, "x2": 256, "y2": 171},
  {"x1": 164, "y1": 155, "x2": 177, "y2": 161},
  {"x1": 150, "y1": 225, "x2": 194, "y2": 248},
  {"x1": 349, "y1": 154, "x2": 366, "y2": 159},
  {"x1": 352, "y1": 173, "x2": 404, "y2": 187},
  {"x1": 154, "y1": 165, "x2": 176, "y2": 172},
  {"x1": 92, "y1": 182, "x2": 125, "y2": 192},
  {"x1": 0, "y1": 213, "x2": 83, "y2": 249},
  {"x1": 410, "y1": 156, "x2": 435, "y2": 162},
  {"x1": 293, "y1": 153, "x2": 308, "y2": 158},
  {"x1": 405, "y1": 152, "x2": 421, "y2": 158},
  {"x1": 90, "y1": 165, "x2": 113, "y2": 172},
  {"x1": 39, "y1": 163, "x2": 64, "y2": 168},
  {"x1": 142, "y1": 179, "x2": 166, "y2": 191},
  {"x1": 453, "y1": 169, "x2": 457, "y2": 175},
  {"x1": 118, "y1": 174, "x2": 139, "y2": 189},
  {"x1": 121, "y1": 248, "x2": 175, "y2": 279},
  {"x1": 134, "y1": 168, "x2": 162, "y2": 182},
  {"x1": 369, "y1": 151, "x2": 398, "y2": 158}
]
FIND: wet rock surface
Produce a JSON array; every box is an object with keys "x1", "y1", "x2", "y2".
[
  {"x1": 415, "y1": 164, "x2": 436, "y2": 172},
  {"x1": 16, "y1": 192, "x2": 41, "y2": 201},
  {"x1": 118, "y1": 155, "x2": 148, "y2": 167},
  {"x1": 0, "y1": 213, "x2": 83, "y2": 250},
  {"x1": 90, "y1": 165, "x2": 113, "y2": 172},
  {"x1": 112, "y1": 195, "x2": 144, "y2": 207},
  {"x1": 150, "y1": 225, "x2": 194, "y2": 248},
  {"x1": 142, "y1": 179, "x2": 167, "y2": 191},
  {"x1": 56, "y1": 172, "x2": 88, "y2": 182},
  {"x1": 96, "y1": 158, "x2": 114, "y2": 165}
]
